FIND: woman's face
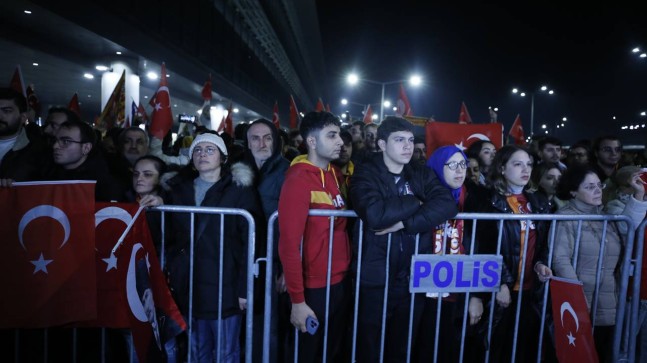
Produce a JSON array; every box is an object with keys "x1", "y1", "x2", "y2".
[
  {"x1": 133, "y1": 159, "x2": 160, "y2": 196},
  {"x1": 502, "y1": 150, "x2": 533, "y2": 188},
  {"x1": 479, "y1": 142, "x2": 496, "y2": 167},
  {"x1": 539, "y1": 167, "x2": 562, "y2": 196},
  {"x1": 467, "y1": 157, "x2": 480, "y2": 184},
  {"x1": 443, "y1": 152, "x2": 467, "y2": 189},
  {"x1": 573, "y1": 173, "x2": 604, "y2": 206},
  {"x1": 192, "y1": 142, "x2": 223, "y2": 174}
]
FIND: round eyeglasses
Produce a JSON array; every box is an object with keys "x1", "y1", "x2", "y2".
[{"x1": 444, "y1": 160, "x2": 467, "y2": 171}]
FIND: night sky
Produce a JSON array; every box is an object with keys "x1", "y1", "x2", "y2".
[{"x1": 316, "y1": 2, "x2": 647, "y2": 145}]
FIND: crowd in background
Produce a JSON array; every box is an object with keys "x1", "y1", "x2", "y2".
[{"x1": 3, "y1": 85, "x2": 647, "y2": 362}]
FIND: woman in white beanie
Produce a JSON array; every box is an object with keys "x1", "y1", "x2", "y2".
[{"x1": 166, "y1": 131, "x2": 262, "y2": 362}]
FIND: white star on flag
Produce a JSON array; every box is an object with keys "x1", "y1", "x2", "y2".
[
  {"x1": 454, "y1": 141, "x2": 466, "y2": 151},
  {"x1": 155, "y1": 102, "x2": 162, "y2": 111},
  {"x1": 567, "y1": 331, "x2": 576, "y2": 346},
  {"x1": 31, "y1": 253, "x2": 53, "y2": 274},
  {"x1": 102, "y1": 252, "x2": 118, "y2": 272}
]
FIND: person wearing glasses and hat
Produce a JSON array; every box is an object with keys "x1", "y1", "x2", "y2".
[{"x1": 166, "y1": 131, "x2": 263, "y2": 363}]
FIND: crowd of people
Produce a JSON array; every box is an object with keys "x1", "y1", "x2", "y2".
[{"x1": 2, "y1": 85, "x2": 647, "y2": 362}]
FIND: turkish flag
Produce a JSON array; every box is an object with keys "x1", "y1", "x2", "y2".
[
  {"x1": 224, "y1": 102, "x2": 234, "y2": 136},
  {"x1": 201, "y1": 74, "x2": 212, "y2": 100},
  {"x1": 26, "y1": 84, "x2": 41, "y2": 117},
  {"x1": 272, "y1": 101, "x2": 280, "y2": 129},
  {"x1": 149, "y1": 63, "x2": 174, "y2": 139},
  {"x1": 508, "y1": 114, "x2": 526, "y2": 145},
  {"x1": 68, "y1": 93, "x2": 81, "y2": 117},
  {"x1": 315, "y1": 97, "x2": 325, "y2": 112},
  {"x1": 217, "y1": 115, "x2": 225, "y2": 133},
  {"x1": 396, "y1": 83, "x2": 412, "y2": 117},
  {"x1": 458, "y1": 101, "x2": 472, "y2": 124},
  {"x1": 0, "y1": 181, "x2": 96, "y2": 328},
  {"x1": 425, "y1": 121, "x2": 503, "y2": 154},
  {"x1": 8, "y1": 65, "x2": 26, "y2": 97},
  {"x1": 550, "y1": 277, "x2": 599, "y2": 363},
  {"x1": 92, "y1": 203, "x2": 186, "y2": 362},
  {"x1": 289, "y1": 94, "x2": 300, "y2": 129},
  {"x1": 363, "y1": 104, "x2": 373, "y2": 124}
]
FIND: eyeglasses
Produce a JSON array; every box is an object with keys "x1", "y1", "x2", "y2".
[
  {"x1": 445, "y1": 160, "x2": 467, "y2": 170},
  {"x1": 582, "y1": 182, "x2": 606, "y2": 191},
  {"x1": 193, "y1": 146, "x2": 218, "y2": 156},
  {"x1": 51, "y1": 137, "x2": 85, "y2": 148},
  {"x1": 600, "y1": 146, "x2": 622, "y2": 154}
]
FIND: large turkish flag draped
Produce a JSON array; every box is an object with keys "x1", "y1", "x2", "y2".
[
  {"x1": 92, "y1": 203, "x2": 186, "y2": 362},
  {"x1": 0, "y1": 181, "x2": 96, "y2": 328},
  {"x1": 425, "y1": 121, "x2": 503, "y2": 154},
  {"x1": 550, "y1": 277, "x2": 599, "y2": 363}
]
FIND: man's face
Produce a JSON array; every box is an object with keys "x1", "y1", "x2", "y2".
[
  {"x1": 312, "y1": 125, "x2": 343, "y2": 163},
  {"x1": 247, "y1": 123, "x2": 274, "y2": 163},
  {"x1": 365, "y1": 125, "x2": 378, "y2": 151},
  {"x1": 291, "y1": 134, "x2": 303, "y2": 148},
  {"x1": 337, "y1": 140, "x2": 353, "y2": 165},
  {"x1": 596, "y1": 139, "x2": 622, "y2": 167},
  {"x1": 412, "y1": 142, "x2": 427, "y2": 165},
  {"x1": 52, "y1": 126, "x2": 91, "y2": 170},
  {"x1": 568, "y1": 147, "x2": 589, "y2": 165},
  {"x1": 0, "y1": 99, "x2": 25, "y2": 138},
  {"x1": 122, "y1": 129, "x2": 149, "y2": 165},
  {"x1": 44, "y1": 112, "x2": 68, "y2": 137},
  {"x1": 349, "y1": 125, "x2": 363, "y2": 142},
  {"x1": 379, "y1": 131, "x2": 414, "y2": 168},
  {"x1": 540, "y1": 143, "x2": 561, "y2": 163}
]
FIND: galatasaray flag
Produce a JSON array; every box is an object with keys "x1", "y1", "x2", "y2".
[
  {"x1": 96, "y1": 69, "x2": 126, "y2": 131},
  {"x1": 92, "y1": 203, "x2": 186, "y2": 362},
  {"x1": 0, "y1": 181, "x2": 96, "y2": 328},
  {"x1": 425, "y1": 121, "x2": 503, "y2": 155},
  {"x1": 550, "y1": 277, "x2": 598, "y2": 363}
]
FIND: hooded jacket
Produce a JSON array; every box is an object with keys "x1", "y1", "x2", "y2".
[
  {"x1": 278, "y1": 155, "x2": 351, "y2": 304},
  {"x1": 167, "y1": 162, "x2": 263, "y2": 319},
  {"x1": 350, "y1": 152, "x2": 458, "y2": 287}
]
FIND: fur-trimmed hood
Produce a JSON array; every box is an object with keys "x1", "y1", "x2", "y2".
[{"x1": 230, "y1": 161, "x2": 254, "y2": 187}]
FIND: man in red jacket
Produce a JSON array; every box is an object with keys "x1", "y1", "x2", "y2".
[{"x1": 278, "y1": 111, "x2": 351, "y2": 362}]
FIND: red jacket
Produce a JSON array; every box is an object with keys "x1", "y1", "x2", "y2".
[{"x1": 278, "y1": 155, "x2": 351, "y2": 304}]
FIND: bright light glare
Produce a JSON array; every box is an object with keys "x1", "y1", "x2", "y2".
[
  {"x1": 409, "y1": 75, "x2": 422, "y2": 86},
  {"x1": 24, "y1": 10, "x2": 32, "y2": 14},
  {"x1": 95, "y1": 65, "x2": 109, "y2": 71},
  {"x1": 341, "y1": 113, "x2": 347, "y2": 119},
  {"x1": 520, "y1": 92, "x2": 526, "y2": 97},
  {"x1": 512, "y1": 88, "x2": 519, "y2": 94},
  {"x1": 548, "y1": 90, "x2": 554, "y2": 95},
  {"x1": 541, "y1": 124, "x2": 547, "y2": 129},
  {"x1": 233, "y1": 108, "x2": 239, "y2": 113},
  {"x1": 392, "y1": 106, "x2": 398, "y2": 111},
  {"x1": 347, "y1": 73, "x2": 359, "y2": 85},
  {"x1": 633, "y1": 47, "x2": 641, "y2": 53},
  {"x1": 641, "y1": 53, "x2": 647, "y2": 58},
  {"x1": 83, "y1": 73, "x2": 94, "y2": 79},
  {"x1": 562, "y1": 117, "x2": 568, "y2": 121},
  {"x1": 372, "y1": 114, "x2": 378, "y2": 120},
  {"x1": 32, "y1": 63, "x2": 38, "y2": 66},
  {"x1": 540, "y1": 85, "x2": 548, "y2": 91},
  {"x1": 383, "y1": 100, "x2": 391, "y2": 108},
  {"x1": 341, "y1": 99, "x2": 348, "y2": 105},
  {"x1": 147, "y1": 72, "x2": 158, "y2": 80}
]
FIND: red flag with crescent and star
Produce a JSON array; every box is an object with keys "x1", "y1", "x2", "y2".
[
  {"x1": 363, "y1": 104, "x2": 374, "y2": 124},
  {"x1": 395, "y1": 83, "x2": 412, "y2": 117},
  {"x1": 425, "y1": 121, "x2": 503, "y2": 155},
  {"x1": 8, "y1": 65, "x2": 26, "y2": 97},
  {"x1": 91, "y1": 203, "x2": 186, "y2": 362},
  {"x1": 550, "y1": 277, "x2": 599, "y2": 363},
  {"x1": 68, "y1": 93, "x2": 81, "y2": 117},
  {"x1": 508, "y1": 114, "x2": 526, "y2": 145},
  {"x1": 0, "y1": 181, "x2": 97, "y2": 328},
  {"x1": 149, "y1": 63, "x2": 174, "y2": 139},
  {"x1": 315, "y1": 97, "x2": 325, "y2": 112},
  {"x1": 458, "y1": 101, "x2": 473, "y2": 124},
  {"x1": 272, "y1": 101, "x2": 280, "y2": 129}
]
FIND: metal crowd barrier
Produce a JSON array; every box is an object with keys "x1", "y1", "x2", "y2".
[
  {"x1": 8, "y1": 207, "x2": 644, "y2": 363},
  {"x1": 259, "y1": 210, "x2": 639, "y2": 363}
]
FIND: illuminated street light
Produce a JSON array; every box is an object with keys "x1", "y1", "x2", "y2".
[
  {"x1": 341, "y1": 99, "x2": 348, "y2": 105},
  {"x1": 383, "y1": 100, "x2": 391, "y2": 108},
  {"x1": 346, "y1": 72, "x2": 423, "y2": 120},
  {"x1": 511, "y1": 85, "x2": 555, "y2": 136}
]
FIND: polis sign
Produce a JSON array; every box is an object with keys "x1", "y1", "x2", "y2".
[{"x1": 410, "y1": 254, "x2": 503, "y2": 293}]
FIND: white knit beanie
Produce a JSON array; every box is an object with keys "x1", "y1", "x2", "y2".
[{"x1": 188, "y1": 133, "x2": 228, "y2": 157}]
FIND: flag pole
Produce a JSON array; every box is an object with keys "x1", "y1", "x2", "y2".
[{"x1": 112, "y1": 206, "x2": 145, "y2": 253}]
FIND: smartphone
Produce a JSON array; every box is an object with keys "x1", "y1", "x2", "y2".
[{"x1": 305, "y1": 316, "x2": 319, "y2": 335}]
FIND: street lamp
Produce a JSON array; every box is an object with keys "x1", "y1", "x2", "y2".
[
  {"x1": 512, "y1": 85, "x2": 555, "y2": 136},
  {"x1": 346, "y1": 72, "x2": 423, "y2": 120}
]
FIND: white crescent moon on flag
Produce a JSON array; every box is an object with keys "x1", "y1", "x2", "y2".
[
  {"x1": 466, "y1": 133, "x2": 491, "y2": 142},
  {"x1": 560, "y1": 301, "x2": 580, "y2": 332},
  {"x1": 127, "y1": 243, "x2": 148, "y2": 322},
  {"x1": 18, "y1": 205, "x2": 70, "y2": 250},
  {"x1": 158, "y1": 86, "x2": 169, "y2": 94},
  {"x1": 95, "y1": 206, "x2": 133, "y2": 227}
]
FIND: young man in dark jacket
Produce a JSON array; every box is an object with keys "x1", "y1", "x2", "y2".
[{"x1": 350, "y1": 116, "x2": 457, "y2": 363}]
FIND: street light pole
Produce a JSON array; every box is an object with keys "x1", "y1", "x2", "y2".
[
  {"x1": 380, "y1": 83, "x2": 386, "y2": 121},
  {"x1": 346, "y1": 73, "x2": 422, "y2": 121},
  {"x1": 530, "y1": 93, "x2": 535, "y2": 136}
]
